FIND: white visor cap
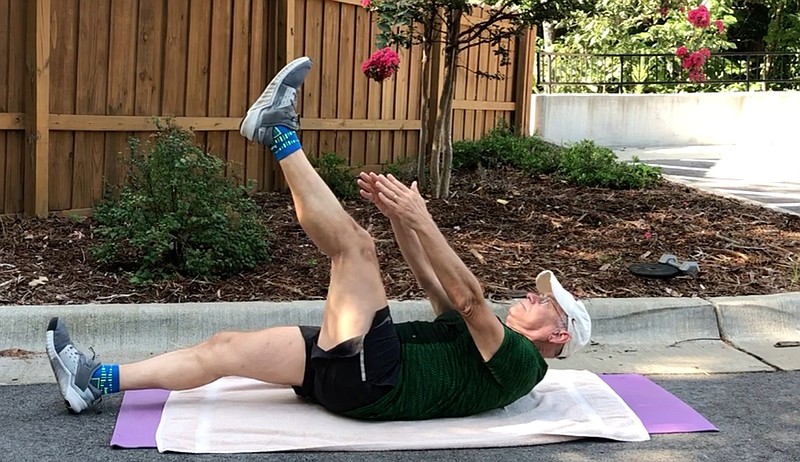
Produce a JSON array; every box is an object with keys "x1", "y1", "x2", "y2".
[{"x1": 536, "y1": 270, "x2": 591, "y2": 358}]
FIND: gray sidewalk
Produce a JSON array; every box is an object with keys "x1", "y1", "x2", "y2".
[
  {"x1": 614, "y1": 144, "x2": 800, "y2": 216},
  {"x1": 2, "y1": 293, "x2": 799, "y2": 385}
]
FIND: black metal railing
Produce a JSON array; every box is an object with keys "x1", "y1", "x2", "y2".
[{"x1": 536, "y1": 51, "x2": 800, "y2": 93}]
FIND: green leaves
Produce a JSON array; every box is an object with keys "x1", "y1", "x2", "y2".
[
  {"x1": 369, "y1": 0, "x2": 590, "y2": 51},
  {"x1": 452, "y1": 122, "x2": 562, "y2": 175},
  {"x1": 545, "y1": 1, "x2": 745, "y2": 91},
  {"x1": 453, "y1": 125, "x2": 661, "y2": 189},
  {"x1": 311, "y1": 153, "x2": 360, "y2": 200},
  {"x1": 554, "y1": 0, "x2": 737, "y2": 55},
  {"x1": 91, "y1": 125, "x2": 269, "y2": 283},
  {"x1": 559, "y1": 141, "x2": 661, "y2": 189},
  {"x1": 370, "y1": 0, "x2": 429, "y2": 49}
]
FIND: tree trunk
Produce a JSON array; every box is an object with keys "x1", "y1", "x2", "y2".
[
  {"x1": 542, "y1": 21, "x2": 554, "y2": 52},
  {"x1": 416, "y1": 27, "x2": 434, "y2": 189},
  {"x1": 438, "y1": 49, "x2": 457, "y2": 198},
  {"x1": 430, "y1": 8, "x2": 462, "y2": 198},
  {"x1": 430, "y1": 105, "x2": 442, "y2": 196}
]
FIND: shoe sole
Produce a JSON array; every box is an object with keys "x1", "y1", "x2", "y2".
[
  {"x1": 46, "y1": 327, "x2": 89, "y2": 414},
  {"x1": 239, "y1": 56, "x2": 311, "y2": 141}
]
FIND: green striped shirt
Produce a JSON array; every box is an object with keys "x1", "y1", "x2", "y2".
[{"x1": 343, "y1": 311, "x2": 547, "y2": 420}]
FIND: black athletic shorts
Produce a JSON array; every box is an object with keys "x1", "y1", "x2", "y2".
[{"x1": 293, "y1": 306, "x2": 402, "y2": 413}]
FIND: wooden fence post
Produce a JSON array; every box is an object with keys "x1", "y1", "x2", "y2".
[
  {"x1": 25, "y1": 0, "x2": 50, "y2": 217},
  {"x1": 265, "y1": 0, "x2": 296, "y2": 191},
  {"x1": 514, "y1": 26, "x2": 536, "y2": 137},
  {"x1": 277, "y1": 0, "x2": 296, "y2": 66}
]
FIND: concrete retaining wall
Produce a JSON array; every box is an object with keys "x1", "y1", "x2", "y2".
[{"x1": 531, "y1": 92, "x2": 800, "y2": 147}]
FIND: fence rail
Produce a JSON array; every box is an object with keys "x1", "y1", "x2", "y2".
[{"x1": 536, "y1": 51, "x2": 800, "y2": 93}]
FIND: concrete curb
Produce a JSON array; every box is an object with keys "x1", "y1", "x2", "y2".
[
  {"x1": 0, "y1": 297, "x2": 731, "y2": 352},
  {"x1": 2, "y1": 295, "x2": 798, "y2": 351},
  {"x1": 711, "y1": 293, "x2": 800, "y2": 370},
  {"x1": 2, "y1": 293, "x2": 799, "y2": 384}
]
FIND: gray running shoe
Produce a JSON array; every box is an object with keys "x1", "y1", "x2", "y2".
[
  {"x1": 240, "y1": 56, "x2": 313, "y2": 146},
  {"x1": 46, "y1": 317, "x2": 102, "y2": 413}
]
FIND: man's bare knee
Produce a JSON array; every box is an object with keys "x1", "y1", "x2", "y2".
[
  {"x1": 333, "y1": 223, "x2": 378, "y2": 262},
  {"x1": 193, "y1": 331, "x2": 237, "y2": 377},
  {"x1": 354, "y1": 229, "x2": 379, "y2": 265}
]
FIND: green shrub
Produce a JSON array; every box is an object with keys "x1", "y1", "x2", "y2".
[
  {"x1": 453, "y1": 122, "x2": 562, "y2": 175},
  {"x1": 453, "y1": 125, "x2": 525, "y2": 170},
  {"x1": 383, "y1": 155, "x2": 419, "y2": 183},
  {"x1": 518, "y1": 136, "x2": 562, "y2": 175},
  {"x1": 452, "y1": 139, "x2": 485, "y2": 170},
  {"x1": 559, "y1": 140, "x2": 661, "y2": 189},
  {"x1": 92, "y1": 125, "x2": 269, "y2": 282},
  {"x1": 454, "y1": 124, "x2": 660, "y2": 189},
  {"x1": 312, "y1": 152, "x2": 359, "y2": 200},
  {"x1": 619, "y1": 156, "x2": 662, "y2": 188}
]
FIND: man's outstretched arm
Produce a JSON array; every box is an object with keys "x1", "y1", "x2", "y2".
[
  {"x1": 373, "y1": 174, "x2": 505, "y2": 361},
  {"x1": 358, "y1": 172, "x2": 455, "y2": 316}
]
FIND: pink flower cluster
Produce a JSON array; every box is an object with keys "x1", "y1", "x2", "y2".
[
  {"x1": 685, "y1": 4, "x2": 725, "y2": 33},
  {"x1": 676, "y1": 46, "x2": 710, "y2": 82},
  {"x1": 361, "y1": 47, "x2": 400, "y2": 82},
  {"x1": 361, "y1": 0, "x2": 370, "y2": 7},
  {"x1": 673, "y1": 4, "x2": 726, "y2": 83},
  {"x1": 687, "y1": 5, "x2": 710, "y2": 28}
]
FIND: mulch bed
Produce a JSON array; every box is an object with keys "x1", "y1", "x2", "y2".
[{"x1": 1, "y1": 168, "x2": 799, "y2": 306}]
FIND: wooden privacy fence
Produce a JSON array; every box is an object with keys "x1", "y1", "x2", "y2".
[{"x1": 0, "y1": 0, "x2": 536, "y2": 216}]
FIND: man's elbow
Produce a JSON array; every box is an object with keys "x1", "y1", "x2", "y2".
[{"x1": 450, "y1": 287, "x2": 486, "y2": 318}]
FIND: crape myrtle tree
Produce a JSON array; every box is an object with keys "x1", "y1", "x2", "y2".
[
  {"x1": 360, "y1": 0, "x2": 590, "y2": 198},
  {"x1": 552, "y1": 1, "x2": 735, "y2": 84}
]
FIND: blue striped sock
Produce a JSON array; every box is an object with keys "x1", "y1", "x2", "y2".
[
  {"x1": 270, "y1": 125, "x2": 302, "y2": 161},
  {"x1": 90, "y1": 364, "x2": 120, "y2": 395}
]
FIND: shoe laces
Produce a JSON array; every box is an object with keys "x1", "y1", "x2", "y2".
[
  {"x1": 65, "y1": 343, "x2": 97, "y2": 367},
  {"x1": 278, "y1": 87, "x2": 297, "y2": 109}
]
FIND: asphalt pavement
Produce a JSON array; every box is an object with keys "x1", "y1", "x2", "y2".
[
  {"x1": 1, "y1": 295, "x2": 798, "y2": 461},
  {"x1": 3, "y1": 372, "x2": 798, "y2": 462}
]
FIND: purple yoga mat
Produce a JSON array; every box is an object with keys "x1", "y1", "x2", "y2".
[
  {"x1": 110, "y1": 389, "x2": 170, "y2": 448},
  {"x1": 110, "y1": 374, "x2": 716, "y2": 448},
  {"x1": 601, "y1": 374, "x2": 718, "y2": 434}
]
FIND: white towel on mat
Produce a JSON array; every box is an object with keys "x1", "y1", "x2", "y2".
[{"x1": 155, "y1": 369, "x2": 649, "y2": 453}]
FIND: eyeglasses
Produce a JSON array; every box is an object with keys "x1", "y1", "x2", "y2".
[
  {"x1": 541, "y1": 294, "x2": 569, "y2": 330},
  {"x1": 548, "y1": 296, "x2": 570, "y2": 359}
]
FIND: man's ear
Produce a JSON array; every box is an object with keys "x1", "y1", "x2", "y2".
[{"x1": 548, "y1": 329, "x2": 571, "y2": 345}]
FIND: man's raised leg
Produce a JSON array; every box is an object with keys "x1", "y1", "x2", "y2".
[{"x1": 240, "y1": 56, "x2": 388, "y2": 351}]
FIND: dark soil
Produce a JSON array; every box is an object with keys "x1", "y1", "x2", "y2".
[
  {"x1": 1, "y1": 168, "x2": 799, "y2": 306},
  {"x1": 0, "y1": 348, "x2": 37, "y2": 359}
]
